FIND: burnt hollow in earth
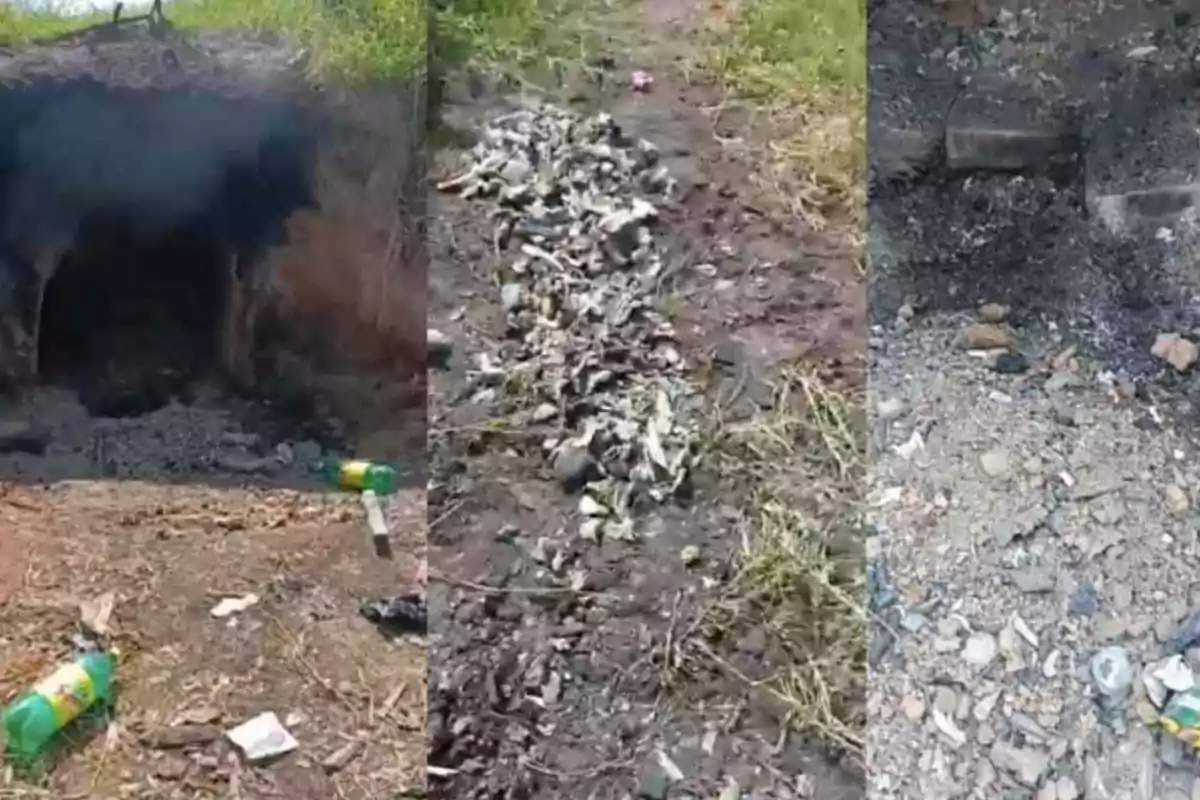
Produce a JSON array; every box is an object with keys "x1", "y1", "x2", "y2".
[
  {"x1": 0, "y1": 82, "x2": 318, "y2": 418},
  {"x1": 0, "y1": 23, "x2": 429, "y2": 485}
]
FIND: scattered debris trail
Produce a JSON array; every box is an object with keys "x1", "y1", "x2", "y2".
[{"x1": 436, "y1": 104, "x2": 699, "y2": 539}]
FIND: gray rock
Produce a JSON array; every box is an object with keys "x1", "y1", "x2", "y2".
[
  {"x1": 963, "y1": 632, "x2": 998, "y2": 666},
  {"x1": 500, "y1": 282, "x2": 524, "y2": 311},
  {"x1": 989, "y1": 741, "x2": 1050, "y2": 787},
  {"x1": 870, "y1": 123, "x2": 941, "y2": 180},
  {"x1": 553, "y1": 445, "x2": 597, "y2": 492},
  {"x1": 637, "y1": 767, "x2": 671, "y2": 800},
  {"x1": 1011, "y1": 566, "x2": 1057, "y2": 594},
  {"x1": 427, "y1": 329, "x2": 453, "y2": 369},
  {"x1": 292, "y1": 439, "x2": 322, "y2": 464},
  {"x1": 0, "y1": 420, "x2": 49, "y2": 455}
]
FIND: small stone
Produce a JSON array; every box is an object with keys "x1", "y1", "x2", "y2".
[
  {"x1": 933, "y1": 686, "x2": 958, "y2": 716},
  {"x1": 976, "y1": 757, "x2": 997, "y2": 789},
  {"x1": 992, "y1": 352, "x2": 1030, "y2": 374},
  {"x1": 532, "y1": 403, "x2": 558, "y2": 422},
  {"x1": 322, "y1": 740, "x2": 364, "y2": 774},
  {"x1": 877, "y1": 397, "x2": 906, "y2": 420},
  {"x1": 500, "y1": 282, "x2": 525, "y2": 311},
  {"x1": 989, "y1": 741, "x2": 1050, "y2": 787},
  {"x1": 897, "y1": 302, "x2": 916, "y2": 320},
  {"x1": 1011, "y1": 566, "x2": 1057, "y2": 594},
  {"x1": 680, "y1": 545, "x2": 701, "y2": 567},
  {"x1": 978, "y1": 303, "x2": 1010, "y2": 323},
  {"x1": 554, "y1": 446, "x2": 597, "y2": 492},
  {"x1": 1044, "y1": 371, "x2": 1082, "y2": 393},
  {"x1": 637, "y1": 767, "x2": 671, "y2": 800},
  {"x1": 963, "y1": 632, "x2": 998, "y2": 666},
  {"x1": 1037, "y1": 783, "x2": 1057, "y2": 800},
  {"x1": 900, "y1": 694, "x2": 926, "y2": 721},
  {"x1": 153, "y1": 756, "x2": 189, "y2": 780},
  {"x1": 979, "y1": 448, "x2": 1010, "y2": 478},
  {"x1": 1069, "y1": 583, "x2": 1099, "y2": 617},
  {"x1": 901, "y1": 612, "x2": 930, "y2": 633},
  {"x1": 958, "y1": 323, "x2": 1015, "y2": 350},
  {"x1": 1166, "y1": 485, "x2": 1191, "y2": 517},
  {"x1": 1152, "y1": 332, "x2": 1199, "y2": 372},
  {"x1": 1160, "y1": 733, "x2": 1186, "y2": 768},
  {"x1": 427, "y1": 329, "x2": 453, "y2": 367},
  {"x1": 142, "y1": 724, "x2": 222, "y2": 750},
  {"x1": 936, "y1": 616, "x2": 964, "y2": 638}
]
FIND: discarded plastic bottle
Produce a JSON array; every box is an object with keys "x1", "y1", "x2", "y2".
[
  {"x1": 320, "y1": 458, "x2": 398, "y2": 495},
  {"x1": 1162, "y1": 687, "x2": 1200, "y2": 749},
  {"x1": 3, "y1": 651, "x2": 115, "y2": 761}
]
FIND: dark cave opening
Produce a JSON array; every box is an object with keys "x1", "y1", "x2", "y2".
[
  {"x1": 0, "y1": 79, "x2": 318, "y2": 417},
  {"x1": 38, "y1": 208, "x2": 229, "y2": 416}
]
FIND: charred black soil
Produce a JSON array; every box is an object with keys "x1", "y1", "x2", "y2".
[
  {"x1": 868, "y1": 0, "x2": 1200, "y2": 379},
  {"x1": 0, "y1": 22, "x2": 427, "y2": 489}
]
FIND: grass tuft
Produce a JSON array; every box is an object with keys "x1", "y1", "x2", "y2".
[
  {"x1": 702, "y1": 0, "x2": 865, "y2": 222},
  {"x1": 433, "y1": 0, "x2": 603, "y2": 88},
  {"x1": 702, "y1": 368, "x2": 866, "y2": 757}
]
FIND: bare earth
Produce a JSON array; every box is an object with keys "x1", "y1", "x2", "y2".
[{"x1": 0, "y1": 389, "x2": 425, "y2": 799}]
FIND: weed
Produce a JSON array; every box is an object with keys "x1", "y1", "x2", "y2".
[{"x1": 702, "y1": 368, "x2": 866, "y2": 757}]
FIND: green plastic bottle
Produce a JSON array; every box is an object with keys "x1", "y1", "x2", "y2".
[
  {"x1": 320, "y1": 458, "x2": 398, "y2": 495},
  {"x1": 3, "y1": 651, "x2": 115, "y2": 761},
  {"x1": 1162, "y1": 687, "x2": 1200, "y2": 749}
]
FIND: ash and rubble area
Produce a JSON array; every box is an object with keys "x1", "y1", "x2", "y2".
[
  {"x1": 867, "y1": 2, "x2": 1200, "y2": 798},
  {"x1": 424, "y1": 101, "x2": 814, "y2": 799},
  {"x1": 0, "y1": 383, "x2": 337, "y2": 486},
  {"x1": 434, "y1": 105, "x2": 701, "y2": 526}
]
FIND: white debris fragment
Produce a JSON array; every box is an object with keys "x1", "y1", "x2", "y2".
[
  {"x1": 226, "y1": 712, "x2": 298, "y2": 763},
  {"x1": 210, "y1": 594, "x2": 259, "y2": 619}
]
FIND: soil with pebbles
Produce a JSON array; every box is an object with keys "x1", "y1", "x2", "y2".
[{"x1": 867, "y1": 313, "x2": 1200, "y2": 799}]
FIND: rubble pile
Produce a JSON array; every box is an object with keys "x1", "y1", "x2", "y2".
[{"x1": 437, "y1": 104, "x2": 701, "y2": 541}]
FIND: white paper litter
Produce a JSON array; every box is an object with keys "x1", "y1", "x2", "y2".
[
  {"x1": 226, "y1": 712, "x2": 298, "y2": 762},
  {"x1": 210, "y1": 594, "x2": 259, "y2": 619}
]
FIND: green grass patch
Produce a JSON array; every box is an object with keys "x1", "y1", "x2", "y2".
[
  {"x1": 704, "y1": 0, "x2": 866, "y2": 219},
  {"x1": 433, "y1": 0, "x2": 601, "y2": 82},
  {"x1": 0, "y1": 0, "x2": 426, "y2": 81}
]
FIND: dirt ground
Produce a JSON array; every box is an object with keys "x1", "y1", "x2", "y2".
[
  {"x1": 425, "y1": 1, "x2": 863, "y2": 798},
  {"x1": 0, "y1": 386, "x2": 426, "y2": 798}
]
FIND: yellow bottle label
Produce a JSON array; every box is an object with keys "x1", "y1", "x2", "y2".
[
  {"x1": 33, "y1": 663, "x2": 95, "y2": 728},
  {"x1": 340, "y1": 460, "x2": 371, "y2": 490}
]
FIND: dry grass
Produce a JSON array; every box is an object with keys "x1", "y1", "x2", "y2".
[{"x1": 698, "y1": 368, "x2": 866, "y2": 757}]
